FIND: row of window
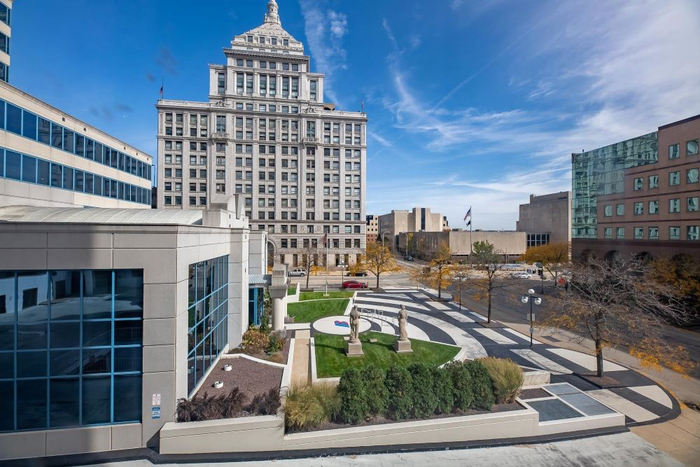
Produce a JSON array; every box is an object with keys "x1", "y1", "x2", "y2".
[
  {"x1": 604, "y1": 226, "x2": 699, "y2": 241},
  {"x1": 279, "y1": 238, "x2": 362, "y2": 249},
  {"x1": 0, "y1": 3, "x2": 9, "y2": 26},
  {"x1": 0, "y1": 31, "x2": 8, "y2": 55},
  {"x1": 0, "y1": 100, "x2": 152, "y2": 181},
  {"x1": 0, "y1": 148, "x2": 152, "y2": 205},
  {"x1": 0, "y1": 270, "x2": 143, "y2": 433},
  {"x1": 604, "y1": 197, "x2": 699, "y2": 216},
  {"x1": 633, "y1": 168, "x2": 698, "y2": 190},
  {"x1": 668, "y1": 140, "x2": 699, "y2": 159}
]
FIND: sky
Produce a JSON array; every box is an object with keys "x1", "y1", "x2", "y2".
[{"x1": 9, "y1": 0, "x2": 700, "y2": 230}]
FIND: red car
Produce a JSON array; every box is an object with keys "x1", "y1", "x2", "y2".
[{"x1": 342, "y1": 280, "x2": 368, "y2": 289}]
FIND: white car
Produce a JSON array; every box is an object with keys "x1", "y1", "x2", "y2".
[
  {"x1": 288, "y1": 268, "x2": 307, "y2": 277},
  {"x1": 513, "y1": 272, "x2": 532, "y2": 279}
]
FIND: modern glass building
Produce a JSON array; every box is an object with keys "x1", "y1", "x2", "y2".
[{"x1": 571, "y1": 132, "x2": 658, "y2": 239}]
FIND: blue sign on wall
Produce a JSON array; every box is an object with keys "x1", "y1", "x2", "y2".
[{"x1": 152, "y1": 407, "x2": 161, "y2": 420}]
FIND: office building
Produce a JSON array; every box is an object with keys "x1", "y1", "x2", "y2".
[
  {"x1": 0, "y1": 196, "x2": 270, "y2": 460},
  {"x1": 572, "y1": 114, "x2": 700, "y2": 260},
  {"x1": 516, "y1": 191, "x2": 571, "y2": 248},
  {"x1": 378, "y1": 207, "x2": 447, "y2": 250},
  {"x1": 156, "y1": 0, "x2": 367, "y2": 268},
  {"x1": 0, "y1": 81, "x2": 153, "y2": 208},
  {"x1": 366, "y1": 214, "x2": 378, "y2": 243},
  {"x1": 402, "y1": 230, "x2": 526, "y2": 261},
  {"x1": 0, "y1": 0, "x2": 10, "y2": 83}
]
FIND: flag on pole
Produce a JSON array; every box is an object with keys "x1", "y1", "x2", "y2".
[
  {"x1": 466, "y1": 220, "x2": 471, "y2": 227},
  {"x1": 463, "y1": 207, "x2": 471, "y2": 221},
  {"x1": 322, "y1": 232, "x2": 328, "y2": 247},
  {"x1": 361, "y1": 99, "x2": 365, "y2": 112},
  {"x1": 159, "y1": 76, "x2": 164, "y2": 99}
]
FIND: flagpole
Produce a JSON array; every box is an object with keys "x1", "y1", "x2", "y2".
[
  {"x1": 325, "y1": 236, "x2": 329, "y2": 297},
  {"x1": 469, "y1": 206, "x2": 473, "y2": 267}
]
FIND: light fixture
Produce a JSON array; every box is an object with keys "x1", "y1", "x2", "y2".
[{"x1": 213, "y1": 381, "x2": 224, "y2": 389}]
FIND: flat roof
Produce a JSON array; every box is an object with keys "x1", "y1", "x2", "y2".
[
  {"x1": 0, "y1": 205, "x2": 203, "y2": 226},
  {"x1": 658, "y1": 113, "x2": 700, "y2": 130}
]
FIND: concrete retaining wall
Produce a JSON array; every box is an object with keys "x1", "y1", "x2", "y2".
[{"x1": 286, "y1": 285, "x2": 300, "y2": 304}]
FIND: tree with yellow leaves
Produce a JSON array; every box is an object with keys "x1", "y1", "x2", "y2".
[
  {"x1": 410, "y1": 242, "x2": 456, "y2": 299},
  {"x1": 519, "y1": 241, "x2": 570, "y2": 289},
  {"x1": 362, "y1": 242, "x2": 400, "y2": 289},
  {"x1": 540, "y1": 255, "x2": 694, "y2": 377},
  {"x1": 468, "y1": 240, "x2": 510, "y2": 323}
]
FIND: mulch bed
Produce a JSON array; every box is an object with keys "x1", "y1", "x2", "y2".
[
  {"x1": 519, "y1": 388, "x2": 551, "y2": 399},
  {"x1": 195, "y1": 357, "x2": 283, "y2": 402},
  {"x1": 229, "y1": 336, "x2": 291, "y2": 364},
  {"x1": 578, "y1": 374, "x2": 624, "y2": 389},
  {"x1": 291, "y1": 402, "x2": 525, "y2": 434}
]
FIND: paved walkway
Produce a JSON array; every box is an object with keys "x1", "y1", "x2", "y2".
[
  {"x1": 290, "y1": 330, "x2": 310, "y2": 387},
  {"x1": 632, "y1": 407, "x2": 700, "y2": 466},
  {"x1": 353, "y1": 288, "x2": 679, "y2": 427}
]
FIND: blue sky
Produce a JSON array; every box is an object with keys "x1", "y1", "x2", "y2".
[{"x1": 10, "y1": 0, "x2": 700, "y2": 229}]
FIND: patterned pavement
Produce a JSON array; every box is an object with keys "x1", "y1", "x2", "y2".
[{"x1": 351, "y1": 287, "x2": 680, "y2": 427}]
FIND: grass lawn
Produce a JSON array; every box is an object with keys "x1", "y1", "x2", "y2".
[
  {"x1": 288, "y1": 298, "x2": 349, "y2": 323},
  {"x1": 287, "y1": 285, "x2": 297, "y2": 295},
  {"x1": 314, "y1": 331, "x2": 460, "y2": 378},
  {"x1": 299, "y1": 291, "x2": 354, "y2": 301}
]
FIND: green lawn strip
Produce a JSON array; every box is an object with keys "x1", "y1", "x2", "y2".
[
  {"x1": 288, "y1": 298, "x2": 349, "y2": 323},
  {"x1": 314, "y1": 331, "x2": 460, "y2": 378},
  {"x1": 287, "y1": 286, "x2": 297, "y2": 295},
  {"x1": 299, "y1": 291, "x2": 354, "y2": 301}
]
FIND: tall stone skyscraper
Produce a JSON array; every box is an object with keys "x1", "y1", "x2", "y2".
[{"x1": 156, "y1": 0, "x2": 367, "y2": 268}]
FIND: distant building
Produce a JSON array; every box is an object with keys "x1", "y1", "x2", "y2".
[
  {"x1": 366, "y1": 214, "x2": 378, "y2": 243},
  {"x1": 378, "y1": 207, "x2": 447, "y2": 250},
  {"x1": 572, "y1": 114, "x2": 700, "y2": 261},
  {"x1": 0, "y1": 0, "x2": 10, "y2": 82},
  {"x1": 402, "y1": 230, "x2": 526, "y2": 261},
  {"x1": 516, "y1": 191, "x2": 571, "y2": 249},
  {"x1": 442, "y1": 215, "x2": 449, "y2": 231}
]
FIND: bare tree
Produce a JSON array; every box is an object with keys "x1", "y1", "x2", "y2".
[
  {"x1": 540, "y1": 255, "x2": 694, "y2": 377},
  {"x1": 300, "y1": 247, "x2": 317, "y2": 290},
  {"x1": 410, "y1": 242, "x2": 456, "y2": 299}
]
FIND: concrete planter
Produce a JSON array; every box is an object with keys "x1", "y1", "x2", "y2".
[{"x1": 286, "y1": 285, "x2": 300, "y2": 304}]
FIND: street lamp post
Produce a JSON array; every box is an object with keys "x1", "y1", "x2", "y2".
[
  {"x1": 339, "y1": 261, "x2": 346, "y2": 288},
  {"x1": 521, "y1": 288, "x2": 542, "y2": 348},
  {"x1": 454, "y1": 275, "x2": 466, "y2": 311}
]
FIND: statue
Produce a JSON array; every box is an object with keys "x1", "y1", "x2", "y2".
[
  {"x1": 395, "y1": 305, "x2": 413, "y2": 353},
  {"x1": 346, "y1": 305, "x2": 364, "y2": 357}
]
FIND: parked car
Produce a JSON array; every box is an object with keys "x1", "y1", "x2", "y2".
[
  {"x1": 288, "y1": 268, "x2": 307, "y2": 277},
  {"x1": 349, "y1": 271, "x2": 368, "y2": 277},
  {"x1": 513, "y1": 272, "x2": 532, "y2": 279},
  {"x1": 342, "y1": 280, "x2": 368, "y2": 289},
  {"x1": 404, "y1": 255, "x2": 414, "y2": 261}
]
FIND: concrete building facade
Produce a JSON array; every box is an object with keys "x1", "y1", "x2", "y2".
[
  {"x1": 402, "y1": 230, "x2": 526, "y2": 261},
  {"x1": 516, "y1": 191, "x2": 571, "y2": 248},
  {"x1": 0, "y1": 196, "x2": 269, "y2": 460},
  {"x1": 366, "y1": 214, "x2": 378, "y2": 243},
  {"x1": 0, "y1": 81, "x2": 153, "y2": 208},
  {"x1": 156, "y1": 0, "x2": 367, "y2": 269},
  {"x1": 0, "y1": 0, "x2": 10, "y2": 83},
  {"x1": 378, "y1": 207, "x2": 446, "y2": 250},
  {"x1": 572, "y1": 114, "x2": 700, "y2": 261}
]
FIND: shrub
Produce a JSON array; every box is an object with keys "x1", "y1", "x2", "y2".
[
  {"x1": 284, "y1": 384, "x2": 340, "y2": 431},
  {"x1": 242, "y1": 328, "x2": 269, "y2": 354},
  {"x1": 384, "y1": 366, "x2": 414, "y2": 420},
  {"x1": 338, "y1": 367, "x2": 369, "y2": 424},
  {"x1": 250, "y1": 387, "x2": 282, "y2": 415},
  {"x1": 267, "y1": 332, "x2": 284, "y2": 355},
  {"x1": 445, "y1": 361, "x2": 474, "y2": 411},
  {"x1": 361, "y1": 365, "x2": 388, "y2": 416},
  {"x1": 431, "y1": 367, "x2": 455, "y2": 414},
  {"x1": 176, "y1": 388, "x2": 249, "y2": 422},
  {"x1": 465, "y1": 360, "x2": 495, "y2": 410},
  {"x1": 408, "y1": 363, "x2": 438, "y2": 418},
  {"x1": 480, "y1": 358, "x2": 524, "y2": 404}
]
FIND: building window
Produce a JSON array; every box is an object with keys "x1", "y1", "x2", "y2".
[
  {"x1": 604, "y1": 227, "x2": 612, "y2": 239},
  {"x1": 0, "y1": 270, "x2": 143, "y2": 432},
  {"x1": 604, "y1": 205, "x2": 612, "y2": 217},
  {"x1": 634, "y1": 202, "x2": 643, "y2": 215},
  {"x1": 616, "y1": 204, "x2": 624, "y2": 216},
  {"x1": 688, "y1": 226, "x2": 699, "y2": 240},
  {"x1": 649, "y1": 200, "x2": 658, "y2": 214},
  {"x1": 669, "y1": 226, "x2": 681, "y2": 240},
  {"x1": 670, "y1": 198, "x2": 681, "y2": 213},
  {"x1": 634, "y1": 227, "x2": 643, "y2": 239},
  {"x1": 688, "y1": 197, "x2": 699, "y2": 212},
  {"x1": 648, "y1": 227, "x2": 659, "y2": 240},
  {"x1": 187, "y1": 256, "x2": 228, "y2": 395},
  {"x1": 633, "y1": 178, "x2": 643, "y2": 190},
  {"x1": 648, "y1": 175, "x2": 658, "y2": 189},
  {"x1": 616, "y1": 227, "x2": 625, "y2": 239},
  {"x1": 669, "y1": 171, "x2": 680, "y2": 186},
  {"x1": 687, "y1": 139, "x2": 699, "y2": 156},
  {"x1": 669, "y1": 143, "x2": 680, "y2": 159},
  {"x1": 687, "y1": 168, "x2": 699, "y2": 184}
]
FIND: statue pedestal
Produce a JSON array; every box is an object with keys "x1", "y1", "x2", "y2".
[
  {"x1": 346, "y1": 340, "x2": 364, "y2": 357},
  {"x1": 394, "y1": 339, "x2": 413, "y2": 353}
]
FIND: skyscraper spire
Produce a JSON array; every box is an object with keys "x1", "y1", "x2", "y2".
[{"x1": 264, "y1": 0, "x2": 281, "y2": 25}]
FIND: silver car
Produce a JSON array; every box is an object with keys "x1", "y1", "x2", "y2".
[{"x1": 288, "y1": 268, "x2": 307, "y2": 277}]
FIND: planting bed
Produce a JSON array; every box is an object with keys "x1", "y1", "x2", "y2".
[
  {"x1": 519, "y1": 388, "x2": 551, "y2": 400},
  {"x1": 196, "y1": 357, "x2": 283, "y2": 402},
  {"x1": 230, "y1": 335, "x2": 291, "y2": 363}
]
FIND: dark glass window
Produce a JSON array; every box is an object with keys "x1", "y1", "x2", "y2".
[
  {"x1": 50, "y1": 378, "x2": 80, "y2": 428},
  {"x1": 94, "y1": 142, "x2": 103, "y2": 163},
  {"x1": 51, "y1": 124, "x2": 64, "y2": 149},
  {"x1": 94, "y1": 175, "x2": 103, "y2": 196},
  {"x1": 0, "y1": 149, "x2": 3, "y2": 177},
  {"x1": 17, "y1": 380, "x2": 47, "y2": 430},
  {"x1": 85, "y1": 173, "x2": 94, "y2": 194},
  {"x1": 75, "y1": 134, "x2": 85, "y2": 156},
  {"x1": 0, "y1": 100, "x2": 4, "y2": 129},
  {"x1": 5, "y1": 103, "x2": 21, "y2": 134},
  {"x1": 5, "y1": 150, "x2": 20, "y2": 179},
  {"x1": 83, "y1": 321, "x2": 111, "y2": 347},
  {"x1": 114, "y1": 375, "x2": 141, "y2": 422},
  {"x1": 115, "y1": 270, "x2": 143, "y2": 318},
  {"x1": 64, "y1": 129, "x2": 74, "y2": 153},
  {"x1": 63, "y1": 166, "x2": 74, "y2": 190},
  {"x1": 75, "y1": 170, "x2": 84, "y2": 192},
  {"x1": 50, "y1": 270, "x2": 81, "y2": 320},
  {"x1": 82, "y1": 377, "x2": 110, "y2": 424},
  {"x1": 21, "y1": 155, "x2": 36, "y2": 183},
  {"x1": 22, "y1": 111, "x2": 37, "y2": 140},
  {"x1": 37, "y1": 159, "x2": 50, "y2": 185},
  {"x1": 50, "y1": 322, "x2": 80, "y2": 348},
  {"x1": 0, "y1": 4, "x2": 9, "y2": 26},
  {"x1": 38, "y1": 118, "x2": 51, "y2": 144},
  {"x1": 82, "y1": 270, "x2": 112, "y2": 319},
  {"x1": 51, "y1": 163, "x2": 62, "y2": 187},
  {"x1": 0, "y1": 381, "x2": 13, "y2": 431},
  {"x1": 85, "y1": 138, "x2": 94, "y2": 160}
]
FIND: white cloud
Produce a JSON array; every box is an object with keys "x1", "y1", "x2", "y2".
[{"x1": 299, "y1": 0, "x2": 349, "y2": 106}]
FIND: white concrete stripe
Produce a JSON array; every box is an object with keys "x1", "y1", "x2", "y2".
[
  {"x1": 468, "y1": 311, "x2": 486, "y2": 321},
  {"x1": 444, "y1": 311, "x2": 475, "y2": 323},
  {"x1": 364, "y1": 316, "x2": 430, "y2": 341},
  {"x1": 503, "y1": 327, "x2": 543, "y2": 344},
  {"x1": 355, "y1": 296, "x2": 431, "y2": 311},
  {"x1": 511, "y1": 349, "x2": 572, "y2": 374},
  {"x1": 425, "y1": 300, "x2": 451, "y2": 311},
  {"x1": 587, "y1": 389, "x2": 658, "y2": 422},
  {"x1": 473, "y1": 328, "x2": 518, "y2": 345},
  {"x1": 628, "y1": 385, "x2": 673, "y2": 409},
  {"x1": 547, "y1": 348, "x2": 627, "y2": 372}
]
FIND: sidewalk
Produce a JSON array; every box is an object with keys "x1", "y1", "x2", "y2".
[
  {"x1": 290, "y1": 330, "x2": 310, "y2": 387},
  {"x1": 632, "y1": 407, "x2": 700, "y2": 466}
]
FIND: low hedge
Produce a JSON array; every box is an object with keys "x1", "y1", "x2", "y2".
[{"x1": 335, "y1": 358, "x2": 521, "y2": 425}]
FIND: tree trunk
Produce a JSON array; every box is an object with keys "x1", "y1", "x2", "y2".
[
  {"x1": 595, "y1": 314, "x2": 604, "y2": 377},
  {"x1": 487, "y1": 289, "x2": 492, "y2": 323},
  {"x1": 376, "y1": 273, "x2": 380, "y2": 289},
  {"x1": 438, "y1": 271, "x2": 442, "y2": 299},
  {"x1": 305, "y1": 267, "x2": 311, "y2": 290}
]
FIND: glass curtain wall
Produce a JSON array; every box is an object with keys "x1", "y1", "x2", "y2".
[{"x1": 0, "y1": 269, "x2": 143, "y2": 433}]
